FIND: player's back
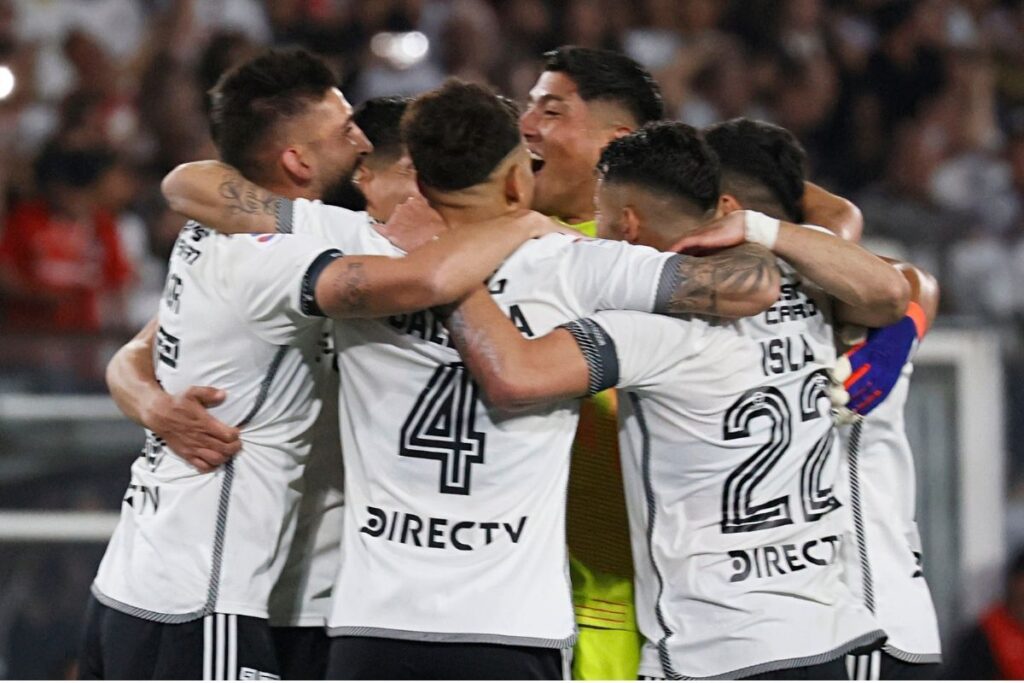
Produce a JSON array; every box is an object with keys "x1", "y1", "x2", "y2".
[
  {"x1": 93, "y1": 224, "x2": 338, "y2": 621},
  {"x1": 588, "y1": 262, "x2": 883, "y2": 678},
  {"x1": 322, "y1": 228, "x2": 673, "y2": 647}
]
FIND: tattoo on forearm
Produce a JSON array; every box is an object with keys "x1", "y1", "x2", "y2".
[
  {"x1": 334, "y1": 262, "x2": 368, "y2": 314},
  {"x1": 656, "y1": 244, "x2": 777, "y2": 315},
  {"x1": 218, "y1": 173, "x2": 281, "y2": 217}
]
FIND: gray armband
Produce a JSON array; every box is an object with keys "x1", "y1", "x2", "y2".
[
  {"x1": 559, "y1": 318, "x2": 619, "y2": 395},
  {"x1": 653, "y1": 253, "x2": 685, "y2": 313}
]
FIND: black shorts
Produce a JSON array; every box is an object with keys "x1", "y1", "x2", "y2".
[
  {"x1": 326, "y1": 635, "x2": 566, "y2": 680},
  {"x1": 77, "y1": 596, "x2": 279, "y2": 680},
  {"x1": 743, "y1": 657, "x2": 848, "y2": 679},
  {"x1": 846, "y1": 650, "x2": 942, "y2": 680},
  {"x1": 270, "y1": 626, "x2": 330, "y2": 680},
  {"x1": 640, "y1": 657, "x2": 849, "y2": 680}
]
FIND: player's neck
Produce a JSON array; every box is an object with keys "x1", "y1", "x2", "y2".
[{"x1": 555, "y1": 193, "x2": 596, "y2": 225}]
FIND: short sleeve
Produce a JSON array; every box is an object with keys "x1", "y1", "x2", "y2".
[
  {"x1": 559, "y1": 238, "x2": 676, "y2": 313},
  {"x1": 280, "y1": 198, "x2": 397, "y2": 255},
  {"x1": 228, "y1": 233, "x2": 343, "y2": 346},
  {"x1": 563, "y1": 310, "x2": 701, "y2": 393}
]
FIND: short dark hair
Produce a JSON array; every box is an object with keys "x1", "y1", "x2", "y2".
[
  {"x1": 543, "y1": 46, "x2": 664, "y2": 126},
  {"x1": 598, "y1": 122, "x2": 719, "y2": 216},
  {"x1": 703, "y1": 118, "x2": 807, "y2": 223},
  {"x1": 208, "y1": 49, "x2": 337, "y2": 182},
  {"x1": 354, "y1": 96, "x2": 411, "y2": 167},
  {"x1": 402, "y1": 80, "x2": 521, "y2": 193}
]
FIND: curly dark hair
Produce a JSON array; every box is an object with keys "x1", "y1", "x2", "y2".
[
  {"x1": 703, "y1": 118, "x2": 807, "y2": 223},
  {"x1": 598, "y1": 122, "x2": 719, "y2": 216},
  {"x1": 208, "y1": 49, "x2": 338, "y2": 182},
  {"x1": 543, "y1": 46, "x2": 664, "y2": 126},
  {"x1": 401, "y1": 80, "x2": 522, "y2": 193}
]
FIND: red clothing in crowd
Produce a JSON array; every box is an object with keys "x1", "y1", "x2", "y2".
[{"x1": 0, "y1": 199, "x2": 133, "y2": 332}]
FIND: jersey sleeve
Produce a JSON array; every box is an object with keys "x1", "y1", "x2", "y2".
[
  {"x1": 561, "y1": 310, "x2": 701, "y2": 394},
  {"x1": 559, "y1": 238, "x2": 677, "y2": 313},
  {"x1": 228, "y1": 233, "x2": 343, "y2": 346},
  {"x1": 279, "y1": 198, "x2": 395, "y2": 255}
]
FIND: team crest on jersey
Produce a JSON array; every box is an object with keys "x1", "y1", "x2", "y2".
[{"x1": 252, "y1": 233, "x2": 281, "y2": 246}]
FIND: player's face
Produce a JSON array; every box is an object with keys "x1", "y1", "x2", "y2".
[
  {"x1": 521, "y1": 71, "x2": 609, "y2": 219},
  {"x1": 303, "y1": 88, "x2": 373, "y2": 201},
  {"x1": 357, "y1": 152, "x2": 420, "y2": 222}
]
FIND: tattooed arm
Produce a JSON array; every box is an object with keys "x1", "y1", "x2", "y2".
[
  {"x1": 444, "y1": 245, "x2": 780, "y2": 411},
  {"x1": 313, "y1": 210, "x2": 560, "y2": 319},
  {"x1": 653, "y1": 243, "x2": 780, "y2": 318},
  {"x1": 161, "y1": 161, "x2": 281, "y2": 234}
]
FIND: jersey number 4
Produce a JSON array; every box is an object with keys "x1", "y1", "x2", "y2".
[
  {"x1": 720, "y1": 369, "x2": 841, "y2": 534},
  {"x1": 400, "y1": 363, "x2": 486, "y2": 495}
]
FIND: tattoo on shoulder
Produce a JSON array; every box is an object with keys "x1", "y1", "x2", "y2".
[
  {"x1": 656, "y1": 244, "x2": 776, "y2": 315},
  {"x1": 218, "y1": 173, "x2": 281, "y2": 217}
]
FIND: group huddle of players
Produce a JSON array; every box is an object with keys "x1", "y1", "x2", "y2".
[{"x1": 76, "y1": 45, "x2": 942, "y2": 681}]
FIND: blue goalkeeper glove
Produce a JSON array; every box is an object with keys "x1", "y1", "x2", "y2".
[{"x1": 831, "y1": 302, "x2": 928, "y2": 417}]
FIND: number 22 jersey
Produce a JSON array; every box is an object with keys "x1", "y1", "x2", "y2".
[{"x1": 569, "y1": 262, "x2": 884, "y2": 679}]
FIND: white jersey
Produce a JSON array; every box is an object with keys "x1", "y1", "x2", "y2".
[
  {"x1": 268, "y1": 322, "x2": 344, "y2": 627},
  {"x1": 838, "y1": 364, "x2": 942, "y2": 664},
  {"x1": 572, "y1": 264, "x2": 883, "y2": 679},
  {"x1": 285, "y1": 198, "x2": 676, "y2": 647},
  {"x1": 93, "y1": 224, "x2": 342, "y2": 621}
]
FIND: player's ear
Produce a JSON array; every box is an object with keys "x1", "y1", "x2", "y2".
[
  {"x1": 621, "y1": 205, "x2": 641, "y2": 244},
  {"x1": 281, "y1": 147, "x2": 314, "y2": 184},
  {"x1": 504, "y1": 161, "x2": 528, "y2": 208},
  {"x1": 717, "y1": 193, "x2": 743, "y2": 217}
]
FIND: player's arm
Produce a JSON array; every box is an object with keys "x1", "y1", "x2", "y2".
[
  {"x1": 312, "y1": 211, "x2": 558, "y2": 319},
  {"x1": 162, "y1": 161, "x2": 279, "y2": 234},
  {"x1": 802, "y1": 181, "x2": 863, "y2": 242},
  {"x1": 832, "y1": 261, "x2": 939, "y2": 416},
  {"x1": 653, "y1": 244, "x2": 781, "y2": 318},
  {"x1": 673, "y1": 210, "x2": 909, "y2": 326},
  {"x1": 106, "y1": 318, "x2": 242, "y2": 472},
  {"x1": 445, "y1": 289, "x2": 591, "y2": 411}
]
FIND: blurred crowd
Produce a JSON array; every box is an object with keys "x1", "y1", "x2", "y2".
[
  {"x1": 1, "y1": 1, "x2": 1024, "y2": 374},
  {"x1": 2, "y1": 0, "x2": 1024, "y2": 329}
]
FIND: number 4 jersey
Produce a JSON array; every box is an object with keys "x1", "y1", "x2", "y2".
[
  {"x1": 567, "y1": 262, "x2": 883, "y2": 679},
  {"x1": 282, "y1": 199, "x2": 677, "y2": 647}
]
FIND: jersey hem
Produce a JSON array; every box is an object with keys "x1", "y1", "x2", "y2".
[
  {"x1": 650, "y1": 629, "x2": 887, "y2": 680},
  {"x1": 326, "y1": 625, "x2": 576, "y2": 649},
  {"x1": 269, "y1": 616, "x2": 327, "y2": 628},
  {"x1": 91, "y1": 584, "x2": 206, "y2": 624},
  {"x1": 882, "y1": 645, "x2": 942, "y2": 664}
]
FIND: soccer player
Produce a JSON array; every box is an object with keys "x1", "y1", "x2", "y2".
[
  {"x1": 520, "y1": 46, "x2": 665, "y2": 679},
  {"x1": 442, "y1": 122, "x2": 910, "y2": 679},
  {"x1": 697, "y1": 118, "x2": 944, "y2": 680},
  {"x1": 159, "y1": 80, "x2": 784, "y2": 679},
  {"x1": 85, "y1": 52, "x2": 553, "y2": 680}
]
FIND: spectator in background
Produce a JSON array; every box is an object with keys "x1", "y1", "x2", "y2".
[
  {"x1": 953, "y1": 548, "x2": 1024, "y2": 679},
  {"x1": 0, "y1": 144, "x2": 133, "y2": 332}
]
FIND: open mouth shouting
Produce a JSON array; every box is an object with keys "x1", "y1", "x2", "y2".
[{"x1": 529, "y1": 149, "x2": 546, "y2": 175}]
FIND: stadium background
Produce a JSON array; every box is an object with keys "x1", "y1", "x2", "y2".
[{"x1": 0, "y1": 0, "x2": 1019, "y2": 678}]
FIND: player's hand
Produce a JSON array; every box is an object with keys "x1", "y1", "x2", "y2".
[
  {"x1": 830, "y1": 306, "x2": 925, "y2": 416},
  {"x1": 669, "y1": 211, "x2": 748, "y2": 255},
  {"x1": 142, "y1": 386, "x2": 241, "y2": 473},
  {"x1": 378, "y1": 196, "x2": 448, "y2": 252}
]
